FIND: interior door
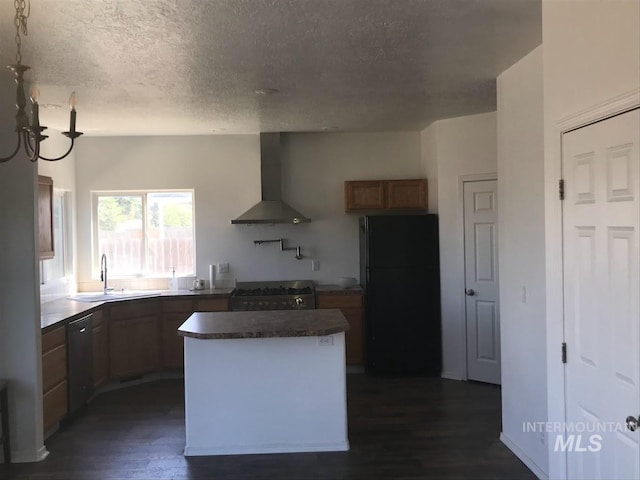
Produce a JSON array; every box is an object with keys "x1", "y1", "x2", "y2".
[
  {"x1": 463, "y1": 180, "x2": 500, "y2": 384},
  {"x1": 563, "y1": 108, "x2": 640, "y2": 480}
]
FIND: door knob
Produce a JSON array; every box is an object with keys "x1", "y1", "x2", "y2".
[
  {"x1": 627, "y1": 415, "x2": 639, "y2": 432},
  {"x1": 465, "y1": 289, "x2": 476, "y2": 296}
]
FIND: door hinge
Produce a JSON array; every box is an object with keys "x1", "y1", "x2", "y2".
[
  {"x1": 559, "y1": 179, "x2": 565, "y2": 200},
  {"x1": 562, "y1": 342, "x2": 567, "y2": 364}
]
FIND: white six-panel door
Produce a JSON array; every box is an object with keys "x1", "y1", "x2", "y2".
[
  {"x1": 464, "y1": 179, "x2": 501, "y2": 384},
  {"x1": 563, "y1": 108, "x2": 640, "y2": 479}
]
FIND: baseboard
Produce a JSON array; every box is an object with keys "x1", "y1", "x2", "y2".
[
  {"x1": 9, "y1": 445, "x2": 49, "y2": 463},
  {"x1": 93, "y1": 370, "x2": 184, "y2": 396},
  {"x1": 441, "y1": 370, "x2": 464, "y2": 381},
  {"x1": 500, "y1": 432, "x2": 548, "y2": 480},
  {"x1": 184, "y1": 441, "x2": 350, "y2": 457}
]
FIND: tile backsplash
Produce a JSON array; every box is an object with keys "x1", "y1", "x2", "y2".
[
  {"x1": 77, "y1": 277, "x2": 171, "y2": 292},
  {"x1": 40, "y1": 276, "x2": 74, "y2": 304}
]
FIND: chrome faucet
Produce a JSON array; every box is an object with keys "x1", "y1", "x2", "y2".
[{"x1": 100, "y1": 253, "x2": 112, "y2": 294}]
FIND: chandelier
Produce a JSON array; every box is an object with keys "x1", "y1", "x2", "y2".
[{"x1": 1, "y1": 0, "x2": 82, "y2": 164}]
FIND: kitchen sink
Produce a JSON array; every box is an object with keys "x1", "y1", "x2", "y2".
[{"x1": 69, "y1": 291, "x2": 162, "y2": 303}]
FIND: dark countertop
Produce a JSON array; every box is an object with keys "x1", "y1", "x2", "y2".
[
  {"x1": 41, "y1": 288, "x2": 234, "y2": 331},
  {"x1": 178, "y1": 309, "x2": 350, "y2": 340},
  {"x1": 315, "y1": 284, "x2": 364, "y2": 295},
  {"x1": 41, "y1": 299, "x2": 104, "y2": 330}
]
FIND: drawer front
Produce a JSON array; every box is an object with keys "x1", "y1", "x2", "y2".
[
  {"x1": 163, "y1": 299, "x2": 194, "y2": 313},
  {"x1": 316, "y1": 294, "x2": 363, "y2": 309},
  {"x1": 195, "y1": 298, "x2": 229, "y2": 312},
  {"x1": 43, "y1": 379, "x2": 68, "y2": 432},
  {"x1": 42, "y1": 344, "x2": 67, "y2": 392},
  {"x1": 109, "y1": 300, "x2": 159, "y2": 320},
  {"x1": 42, "y1": 326, "x2": 66, "y2": 354}
]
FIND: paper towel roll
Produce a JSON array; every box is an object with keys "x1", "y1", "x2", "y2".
[{"x1": 209, "y1": 264, "x2": 216, "y2": 290}]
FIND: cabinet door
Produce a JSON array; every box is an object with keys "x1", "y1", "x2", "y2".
[
  {"x1": 387, "y1": 179, "x2": 428, "y2": 210},
  {"x1": 38, "y1": 175, "x2": 54, "y2": 259},
  {"x1": 43, "y1": 380, "x2": 68, "y2": 432},
  {"x1": 344, "y1": 181, "x2": 386, "y2": 212},
  {"x1": 109, "y1": 316, "x2": 160, "y2": 379},
  {"x1": 342, "y1": 307, "x2": 364, "y2": 365},
  {"x1": 92, "y1": 322, "x2": 108, "y2": 388}
]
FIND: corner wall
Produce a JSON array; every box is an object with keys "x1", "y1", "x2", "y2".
[
  {"x1": 431, "y1": 112, "x2": 497, "y2": 380},
  {"x1": 0, "y1": 73, "x2": 47, "y2": 461},
  {"x1": 497, "y1": 46, "x2": 548, "y2": 477},
  {"x1": 420, "y1": 124, "x2": 438, "y2": 213}
]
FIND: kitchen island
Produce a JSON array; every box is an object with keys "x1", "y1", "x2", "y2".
[{"x1": 178, "y1": 309, "x2": 350, "y2": 456}]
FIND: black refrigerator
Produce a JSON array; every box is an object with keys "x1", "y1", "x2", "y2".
[{"x1": 360, "y1": 214, "x2": 441, "y2": 376}]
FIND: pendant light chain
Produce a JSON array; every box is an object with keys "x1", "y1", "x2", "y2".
[{"x1": 13, "y1": 0, "x2": 30, "y2": 65}]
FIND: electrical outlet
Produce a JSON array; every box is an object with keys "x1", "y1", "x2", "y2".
[
  {"x1": 311, "y1": 260, "x2": 320, "y2": 271},
  {"x1": 218, "y1": 262, "x2": 229, "y2": 274},
  {"x1": 318, "y1": 336, "x2": 334, "y2": 347}
]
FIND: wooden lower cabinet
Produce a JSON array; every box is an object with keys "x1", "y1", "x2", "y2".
[
  {"x1": 316, "y1": 291, "x2": 365, "y2": 365},
  {"x1": 161, "y1": 296, "x2": 230, "y2": 369},
  {"x1": 92, "y1": 309, "x2": 108, "y2": 388},
  {"x1": 194, "y1": 297, "x2": 229, "y2": 312},
  {"x1": 161, "y1": 299, "x2": 194, "y2": 369},
  {"x1": 108, "y1": 300, "x2": 161, "y2": 380},
  {"x1": 41, "y1": 326, "x2": 68, "y2": 432}
]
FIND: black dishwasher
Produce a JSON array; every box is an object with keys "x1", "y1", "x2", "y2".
[{"x1": 67, "y1": 314, "x2": 94, "y2": 414}]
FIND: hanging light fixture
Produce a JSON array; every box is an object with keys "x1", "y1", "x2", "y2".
[{"x1": 1, "y1": 0, "x2": 82, "y2": 164}]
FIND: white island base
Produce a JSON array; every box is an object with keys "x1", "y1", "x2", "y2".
[{"x1": 183, "y1": 332, "x2": 349, "y2": 456}]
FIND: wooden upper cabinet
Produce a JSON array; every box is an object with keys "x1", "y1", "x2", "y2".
[
  {"x1": 387, "y1": 179, "x2": 428, "y2": 210},
  {"x1": 38, "y1": 175, "x2": 54, "y2": 260},
  {"x1": 344, "y1": 181, "x2": 386, "y2": 212},
  {"x1": 344, "y1": 179, "x2": 428, "y2": 212}
]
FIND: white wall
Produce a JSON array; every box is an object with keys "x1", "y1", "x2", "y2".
[
  {"x1": 75, "y1": 132, "x2": 422, "y2": 287},
  {"x1": 0, "y1": 74, "x2": 47, "y2": 461},
  {"x1": 497, "y1": 46, "x2": 548, "y2": 477},
  {"x1": 542, "y1": 1, "x2": 640, "y2": 478},
  {"x1": 428, "y1": 112, "x2": 497, "y2": 380},
  {"x1": 420, "y1": 124, "x2": 438, "y2": 213}
]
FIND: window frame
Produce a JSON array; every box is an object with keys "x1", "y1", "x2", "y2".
[{"x1": 91, "y1": 189, "x2": 196, "y2": 278}]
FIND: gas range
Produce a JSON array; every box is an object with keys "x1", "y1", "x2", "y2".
[{"x1": 230, "y1": 280, "x2": 316, "y2": 311}]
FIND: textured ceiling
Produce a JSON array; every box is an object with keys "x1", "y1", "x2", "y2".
[{"x1": 0, "y1": 0, "x2": 541, "y2": 135}]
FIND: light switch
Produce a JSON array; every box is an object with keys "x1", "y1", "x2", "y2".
[{"x1": 311, "y1": 260, "x2": 320, "y2": 271}]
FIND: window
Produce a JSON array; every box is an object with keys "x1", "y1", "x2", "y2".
[{"x1": 93, "y1": 191, "x2": 195, "y2": 277}]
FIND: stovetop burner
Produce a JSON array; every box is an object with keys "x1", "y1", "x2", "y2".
[
  {"x1": 235, "y1": 286, "x2": 313, "y2": 297},
  {"x1": 231, "y1": 280, "x2": 316, "y2": 311}
]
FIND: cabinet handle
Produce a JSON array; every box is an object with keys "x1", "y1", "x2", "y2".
[{"x1": 79, "y1": 327, "x2": 86, "y2": 333}]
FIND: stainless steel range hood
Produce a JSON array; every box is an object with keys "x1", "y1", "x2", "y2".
[{"x1": 231, "y1": 133, "x2": 311, "y2": 225}]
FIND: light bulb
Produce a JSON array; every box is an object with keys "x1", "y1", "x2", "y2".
[
  {"x1": 30, "y1": 87, "x2": 40, "y2": 104},
  {"x1": 69, "y1": 91, "x2": 78, "y2": 110}
]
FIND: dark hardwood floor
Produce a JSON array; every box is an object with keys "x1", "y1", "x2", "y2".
[{"x1": 1, "y1": 376, "x2": 535, "y2": 480}]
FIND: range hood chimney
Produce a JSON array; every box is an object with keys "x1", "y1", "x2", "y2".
[{"x1": 231, "y1": 133, "x2": 311, "y2": 225}]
